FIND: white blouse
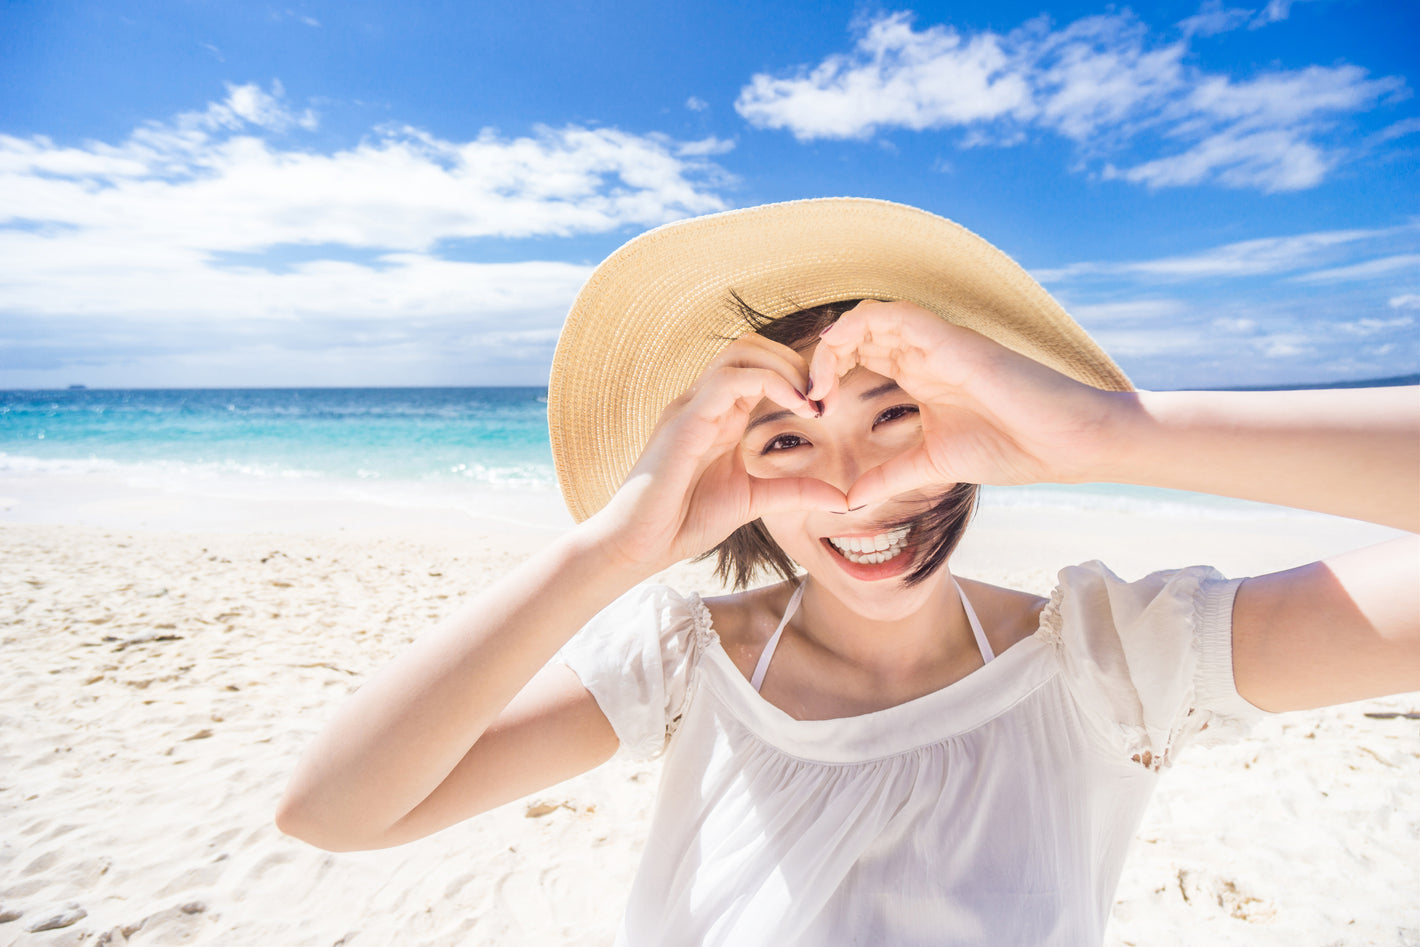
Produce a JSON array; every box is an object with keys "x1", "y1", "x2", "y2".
[{"x1": 556, "y1": 563, "x2": 1265, "y2": 946}]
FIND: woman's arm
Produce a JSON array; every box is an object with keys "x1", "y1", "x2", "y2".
[
  {"x1": 277, "y1": 337, "x2": 843, "y2": 852},
  {"x1": 1101, "y1": 387, "x2": 1419, "y2": 532},
  {"x1": 1068, "y1": 386, "x2": 1419, "y2": 711},
  {"x1": 275, "y1": 529, "x2": 648, "y2": 851}
]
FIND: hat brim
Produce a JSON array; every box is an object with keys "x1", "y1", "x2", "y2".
[{"x1": 549, "y1": 197, "x2": 1131, "y2": 523}]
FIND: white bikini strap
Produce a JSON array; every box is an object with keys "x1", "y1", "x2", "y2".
[
  {"x1": 956, "y1": 579, "x2": 995, "y2": 663},
  {"x1": 751, "y1": 579, "x2": 990, "y2": 691},
  {"x1": 750, "y1": 582, "x2": 805, "y2": 692}
]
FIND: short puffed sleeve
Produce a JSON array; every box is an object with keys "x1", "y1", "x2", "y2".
[
  {"x1": 1039, "y1": 561, "x2": 1267, "y2": 770},
  {"x1": 554, "y1": 584, "x2": 715, "y2": 761}
]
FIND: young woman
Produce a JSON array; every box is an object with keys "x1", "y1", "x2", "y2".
[{"x1": 277, "y1": 199, "x2": 1419, "y2": 945}]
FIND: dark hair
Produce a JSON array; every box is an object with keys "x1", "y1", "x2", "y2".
[{"x1": 696, "y1": 294, "x2": 980, "y2": 589}]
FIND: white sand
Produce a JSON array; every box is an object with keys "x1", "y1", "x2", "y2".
[{"x1": 1, "y1": 478, "x2": 1416, "y2": 945}]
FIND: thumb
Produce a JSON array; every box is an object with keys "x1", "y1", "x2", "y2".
[
  {"x1": 748, "y1": 477, "x2": 849, "y2": 517},
  {"x1": 845, "y1": 449, "x2": 953, "y2": 509}
]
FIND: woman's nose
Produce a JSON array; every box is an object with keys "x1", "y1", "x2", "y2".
[{"x1": 821, "y1": 446, "x2": 867, "y2": 495}]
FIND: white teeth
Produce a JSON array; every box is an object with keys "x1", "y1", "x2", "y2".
[{"x1": 827, "y1": 527, "x2": 912, "y2": 565}]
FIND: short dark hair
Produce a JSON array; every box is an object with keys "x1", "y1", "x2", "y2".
[{"x1": 697, "y1": 294, "x2": 979, "y2": 589}]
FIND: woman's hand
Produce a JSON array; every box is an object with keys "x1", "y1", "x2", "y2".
[
  {"x1": 592, "y1": 334, "x2": 850, "y2": 571},
  {"x1": 805, "y1": 300, "x2": 1129, "y2": 507}
]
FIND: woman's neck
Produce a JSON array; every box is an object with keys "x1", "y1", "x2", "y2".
[{"x1": 793, "y1": 570, "x2": 981, "y2": 687}]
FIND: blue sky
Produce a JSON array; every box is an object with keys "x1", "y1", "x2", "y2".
[{"x1": 1, "y1": 0, "x2": 1416, "y2": 389}]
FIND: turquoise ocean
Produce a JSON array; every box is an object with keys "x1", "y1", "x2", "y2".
[
  {"x1": 2, "y1": 382, "x2": 1411, "y2": 524},
  {"x1": 1, "y1": 387, "x2": 554, "y2": 487}
]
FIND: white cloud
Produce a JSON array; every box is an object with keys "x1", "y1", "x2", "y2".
[
  {"x1": 1089, "y1": 326, "x2": 1211, "y2": 357},
  {"x1": 1373, "y1": 117, "x2": 1420, "y2": 144},
  {"x1": 1336, "y1": 316, "x2": 1415, "y2": 335},
  {"x1": 1109, "y1": 127, "x2": 1333, "y2": 192},
  {"x1": 686, "y1": 96, "x2": 708, "y2": 112},
  {"x1": 1066, "y1": 298, "x2": 1188, "y2": 322},
  {"x1": 1036, "y1": 223, "x2": 1417, "y2": 282},
  {"x1": 1390, "y1": 294, "x2": 1420, "y2": 310},
  {"x1": 1024, "y1": 13, "x2": 1189, "y2": 145},
  {"x1": 1257, "y1": 334, "x2": 1310, "y2": 357},
  {"x1": 1291, "y1": 254, "x2": 1420, "y2": 283},
  {"x1": 734, "y1": 10, "x2": 1406, "y2": 192},
  {"x1": 1212, "y1": 316, "x2": 1257, "y2": 332},
  {"x1": 1178, "y1": 1, "x2": 1254, "y2": 38},
  {"x1": 1176, "y1": 0, "x2": 1322, "y2": 37},
  {"x1": 1249, "y1": 0, "x2": 1321, "y2": 27},
  {"x1": 735, "y1": 12, "x2": 1031, "y2": 141},
  {"x1": 0, "y1": 82, "x2": 736, "y2": 383},
  {"x1": 0, "y1": 83, "x2": 732, "y2": 253}
]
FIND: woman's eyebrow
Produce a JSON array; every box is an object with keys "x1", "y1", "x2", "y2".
[
  {"x1": 744, "y1": 381, "x2": 902, "y2": 435},
  {"x1": 744, "y1": 408, "x2": 795, "y2": 434},
  {"x1": 860, "y1": 380, "x2": 902, "y2": 400}
]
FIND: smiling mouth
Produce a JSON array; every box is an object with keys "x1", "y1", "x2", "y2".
[{"x1": 824, "y1": 526, "x2": 912, "y2": 565}]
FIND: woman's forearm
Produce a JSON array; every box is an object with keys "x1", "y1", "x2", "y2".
[
  {"x1": 276, "y1": 518, "x2": 653, "y2": 849},
  {"x1": 1093, "y1": 387, "x2": 1420, "y2": 531}
]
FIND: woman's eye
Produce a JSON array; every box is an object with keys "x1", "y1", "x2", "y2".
[
  {"x1": 874, "y1": 404, "x2": 920, "y2": 427},
  {"x1": 761, "y1": 433, "x2": 808, "y2": 454}
]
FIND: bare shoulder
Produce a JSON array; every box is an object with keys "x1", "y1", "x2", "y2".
[
  {"x1": 703, "y1": 581, "x2": 801, "y2": 681},
  {"x1": 956, "y1": 576, "x2": 1049, "y2": 653}
]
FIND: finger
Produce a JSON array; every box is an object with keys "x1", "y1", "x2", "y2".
[
  {"x1": 673, "y1": 367, "x2": 818, "y2": 465},
  {"x1": 844, "y1": 447, "x2": 955, "y2": 509},
  {"x1": 807, "y1": 301, "x2": 955, "y2": 402},
  {"x1": 694, "y1": 365, "x2": 817, "y2": 422},
  {"x1": 804, "y1": 319, "x2": 861, "y2": 403},
  {"x1": 747, "y1": 476, "x2": 849, "y2": 517},
  {"x1": 637, "y1": 366, "x2": 820, "y2": 500},
  {"x1": 804, "y1": 302, "x2": 907, "y2": 402},
  {"x1": 707, "y1": 334, "x2": 812, "y2": 395}
]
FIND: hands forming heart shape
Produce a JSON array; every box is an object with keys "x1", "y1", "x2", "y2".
[{"x1": 594, "y1": 300, "x2": 1133, "y2": 573}]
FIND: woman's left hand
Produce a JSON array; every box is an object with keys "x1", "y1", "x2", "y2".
[{"x1": 805, "y1": 299, "x2": 1128, "y2": 506}]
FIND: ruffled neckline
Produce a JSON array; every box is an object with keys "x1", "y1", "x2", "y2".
[{"x1": 683, "y1": 592, "x2": 1061, "y2": 764}]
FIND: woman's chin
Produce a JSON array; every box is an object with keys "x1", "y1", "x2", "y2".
[{"x1": 802, "y1": 543, "x2": 949, "y2": 621}]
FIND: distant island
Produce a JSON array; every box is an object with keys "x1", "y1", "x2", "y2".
[{"x1": 67, "y1": 384, "x2": 87, "y2": 390}]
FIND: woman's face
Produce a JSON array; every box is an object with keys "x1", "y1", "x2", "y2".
[{"x1": 740, "y1": 358, "x2": 949, "y2": 618}]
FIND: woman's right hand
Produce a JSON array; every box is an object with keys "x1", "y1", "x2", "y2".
[{"x1": 590, "y1": 334, "x2": 849, "y2": 571}]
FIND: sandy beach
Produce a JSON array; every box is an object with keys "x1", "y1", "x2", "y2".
[{"x1": 1, "y1": 476, "x2": 1416, "y2": 946}]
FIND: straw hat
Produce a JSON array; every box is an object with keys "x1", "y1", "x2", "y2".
[{"x1": 548, "y1": 197, "x2": 1131, "y2": 523}]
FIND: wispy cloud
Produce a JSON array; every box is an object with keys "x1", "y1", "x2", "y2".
[
  {"x1": 1182, "y1": 0, "x2": 1326, "y2": 33},
  {"x1": 1335, "y1": 315, "x2": 1415, "y2": 335},
  {"x1": 1035, "y1": 222, "x2": 1420, "y2": 386},
  {"x1": 1035, "y1": 223, "x2": 1420, "y2": 283},
  {"x1": 735, "y1": 9, "x2": 1408, "y2": 192},
  {"x1": 1178, "y1": 1, "x2": 1254, "y2": 38},
  {"x1": 1291, "y1": 254, "x2": 1420, "y2": 284},
  {"x1": 1372, "y1": 116, "x2": 1420, "y2": 144},
  {"x1": 0, "y1": 83, "x2": 735, "y2": 385},
  {"x1": 1249, "y1": 0, "x2": 1321, "y2": 28}
]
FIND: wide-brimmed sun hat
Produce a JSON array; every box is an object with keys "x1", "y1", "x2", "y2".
[{"x1": 548, "y1": 197, "x2": 1131, "y2": 523}]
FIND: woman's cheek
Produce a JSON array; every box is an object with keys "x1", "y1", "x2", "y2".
[
  {"x1": 757, "y1": 511, "x2": 817, "y2": 562},
  {"x1": 742, "y1": 449, "x2": 811, "y2": 481}
]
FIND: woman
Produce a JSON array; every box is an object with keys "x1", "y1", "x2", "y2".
[{"x1": 277, "y1": 199, "x2": 1418, "y2": 945}]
